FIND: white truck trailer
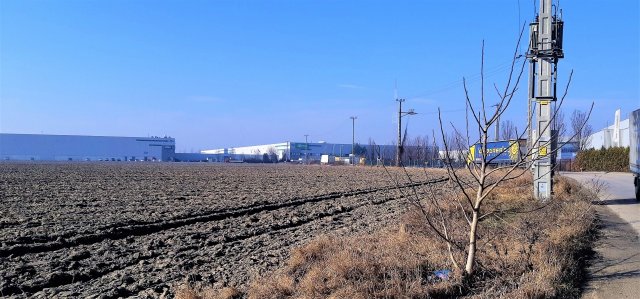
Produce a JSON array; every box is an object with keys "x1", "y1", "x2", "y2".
[
  {"x1": 631, "y1": 109, "x2": 640, "y2": 200},
  {"x1": 320, "y1": 154, "x2": 335, "y2": 165}
]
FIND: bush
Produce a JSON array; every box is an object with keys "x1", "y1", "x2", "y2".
[{"x1": 574, "y1": 147, "x2": 629, "y2": 172}]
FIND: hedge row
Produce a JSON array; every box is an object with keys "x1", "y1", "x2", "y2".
[{"x1": 574, "y1": 147, "x2": 629, "y2": 172}]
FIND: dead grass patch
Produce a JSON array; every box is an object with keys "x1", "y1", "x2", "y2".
[
  {"x1": 176, "y1": 285, "x2": 241, "y2": 299},
  {"x1": 248, "y1": 232, "x2": 461, "y2": 299},
  {"x1": 185, "y1": 173, "x2": 595, "y2": 298}
]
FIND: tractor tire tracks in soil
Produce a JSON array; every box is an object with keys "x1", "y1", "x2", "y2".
[{"x1": 1, "y1": 177, "x2": 448, "y2": 298}]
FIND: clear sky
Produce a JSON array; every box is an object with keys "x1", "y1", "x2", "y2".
[{"x1": 1, "y1": 0, "x2": 638, "y2": 152}]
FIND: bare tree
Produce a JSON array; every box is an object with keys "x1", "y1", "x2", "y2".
[
  {"x1": 266, "y1": 147, "x2": 278, "y2": 163},
  {"x1": 400, "y1": 127, "x2": 410, "y2": 165},
  {"x1": 403, "y1": 134, "x2": 421, "y2": 166},
  {"x1": 437, "y1": 37, "x2": 591, "y2": 276},
  {"x1": 367, "y1": 138, "x2": 377, "y2": 165},
  {"x1": 413, "y1": 135, "x2": 429, "y2": 166},
  {"x1": 382, "y1": 141, "x2": 396, "y2": 166},
  {"x1": 553, "y1": 106, "x2": 566, "y2": 137},
  {"x1": 384, "y1": 30, "x2": 592, "y2": 278},
  {"x1": 440, "y1": 37, "x2": 529, "y2": 275},
  {"x1": 500, "y1": 120, "x2": 517, "y2": 140},
  {"x1": 441, "y1": 132, "x2": 466, "y2": 165},
  {"x1": 429, "y1": 131, "x2": 440, "y2": 167},
  {"x1": 571, "y1": 109, "x2": 593, "y2": 151}
]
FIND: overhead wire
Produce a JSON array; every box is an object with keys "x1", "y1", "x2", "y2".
[{"x1": 404, "y1": 56, "x2": 524, "y2": 101}]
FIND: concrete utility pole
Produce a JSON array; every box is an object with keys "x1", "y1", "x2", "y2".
[
  {"x1": 350, "y1": 116, "x2": 357, "y2": 165},
  {"x1": 527, "y1": 0, "x2": 564, "y2": 200},
  {"x1": 395, "y1": 98, "x2": 417, "y2": 167}
]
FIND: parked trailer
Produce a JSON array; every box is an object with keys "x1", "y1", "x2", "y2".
[
  {"x1": 320, "y1": 154, "x2": 335, "y2": 165},
  {"x1": 630, "y1": 109, "x2": 640, "y2": 200},
  {"x1": 467, "y1": 139, "x2": 526, "y2": 165}
]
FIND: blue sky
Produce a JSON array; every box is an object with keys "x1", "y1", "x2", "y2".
[{"x1": 1, "y1": 0, "x2": 638, "y2": 152}]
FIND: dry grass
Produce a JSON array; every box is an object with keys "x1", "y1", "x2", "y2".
[
  {"x1": 248, "y1": 231, "x2": 461, "y2": 299},
  {"x1": 176, "y1": 285, "x2": 241, "y2": 299},
  {"x1": 183, "y1": 172, "x2": 595, "y2": 298},
  {"x1": 466, "y1": 173, "x2": 594, "y2": 298}
]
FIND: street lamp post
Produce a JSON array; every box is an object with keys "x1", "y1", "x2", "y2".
[
  {"x1": 350, "y1": 116, "x2": 357, "y2": 165},
  {"x1": 396, "y1": 98, "x2": 417, "y2": 167}
]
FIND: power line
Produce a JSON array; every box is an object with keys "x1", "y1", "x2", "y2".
[{"x1": 404, "y1": 57, "x2": 524, "y2": 100}]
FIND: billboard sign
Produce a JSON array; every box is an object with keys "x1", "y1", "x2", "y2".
[{"x1": 468, "y1": 140, "x2": 523, "y2": 164}]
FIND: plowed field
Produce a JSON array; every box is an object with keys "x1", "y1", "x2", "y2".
[{"x1": 0, "y1": 163, "x2": 446, "y2": 298}]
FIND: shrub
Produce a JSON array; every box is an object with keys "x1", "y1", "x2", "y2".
[{"x1": 574, "y1": 147, "x2": 629, "y2": 172}]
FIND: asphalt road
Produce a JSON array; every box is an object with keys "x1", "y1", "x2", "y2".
[
  {"x1": 561, "y1": 172, "x2": 640, "y2": 299},
  {"x1": 563, "y1": 172, "x2": 639, "y2": 235}
]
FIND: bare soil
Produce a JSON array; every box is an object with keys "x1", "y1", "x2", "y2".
[{"x1": 0, "y1": 162, "x2": 445, "y2": 298}]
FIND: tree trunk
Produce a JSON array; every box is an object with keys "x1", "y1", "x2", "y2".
[{"x1": 465, "y1": 209, "x2": 479, "y2": 275}]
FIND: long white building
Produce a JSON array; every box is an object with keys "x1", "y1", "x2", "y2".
[
  {"x1": 202, "y1": 142, "x2": 359, "y2": 161},
  {"x1": 0, "y1": 133, "x2": 176, "y2": 161}
]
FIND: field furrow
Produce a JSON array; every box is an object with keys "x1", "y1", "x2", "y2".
[{"x1": 0, "y1": 163, "x2": 446, "y2": 298}]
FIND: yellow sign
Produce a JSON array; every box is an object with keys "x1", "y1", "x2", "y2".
[
  {"x1": 467, "y1": 145, "x2": 476, "y2": 164},
  {"x1": 508, "y1": 141, "x2": 519, "y2": 161},
  {"x1": 538, "y1": 100, "x2": 550, "y2": 105},
  {"x1": 539, "y1": 146, "x2": 547, "y2": 156}
]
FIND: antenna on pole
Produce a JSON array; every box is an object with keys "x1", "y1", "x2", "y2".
[{"x1": 394, "y1": 80, "x2": 398, "y2": 101}]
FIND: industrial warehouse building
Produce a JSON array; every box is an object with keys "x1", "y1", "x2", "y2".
[
  {"x1": 585, "y1": 109, "x2": 630, "y2": 149},
  {"x1": 202, "y1": 142, "x2": 359, "y2": 162},
  {"x1": 202, "y1": 141, "x2": 439, "y2": 165},
  {"x1": 0, "y1": 133, "x2": 176, "y2": 161}
]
